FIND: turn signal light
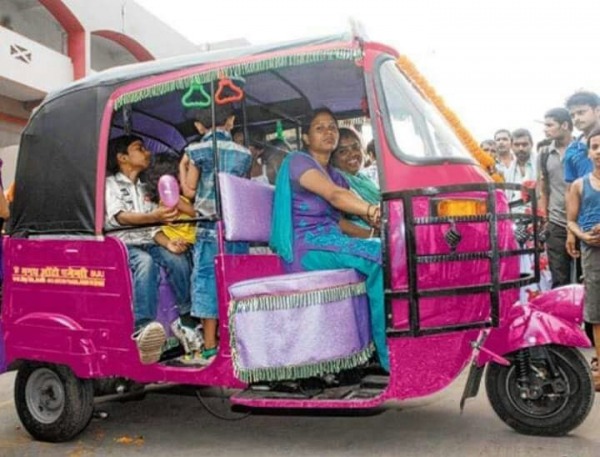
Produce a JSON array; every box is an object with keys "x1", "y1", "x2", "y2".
[{"x1": 436, "y1": 199, "x2": 487, "y2": 217}]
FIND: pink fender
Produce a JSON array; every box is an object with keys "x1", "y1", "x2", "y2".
[
  {"x1": 477, "y1": 285, "x2": 590, "y2": 366},
  {"x1": 527, "y1": 284, "x2": 585, "y2": 324}
]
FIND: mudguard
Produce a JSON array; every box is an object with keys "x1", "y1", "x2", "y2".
[{"x1": 477, "y1": 285, "x2": 589, "y2": 366}]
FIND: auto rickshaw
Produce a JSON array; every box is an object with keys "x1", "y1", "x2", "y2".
[{"x1": 0, "y1": 28, "x2": 593, "y2": 442}]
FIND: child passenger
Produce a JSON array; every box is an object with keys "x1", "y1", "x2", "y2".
[
  {"x1": 144, "y1": 154, "x2": 197, "y2": 247},
  {"x1": 566, "y1": 127, "x2": 600, "y2": 391},
  {"x1": 181, "y1": 104, "x2": 252, "y2": 363},
  {"x1": 143, "y1": 154, "x2": 202, "y2": 356},
  {"x1": 104, "y1": 136, "x2": 196, "y2": 364}
]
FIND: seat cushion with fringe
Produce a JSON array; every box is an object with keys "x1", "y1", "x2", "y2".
[{"x1": 228, "y1": 269, "x2": 373, "y2": 383}]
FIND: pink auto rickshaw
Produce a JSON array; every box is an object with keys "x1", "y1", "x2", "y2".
[{"x1": 0, "y1": 29, "x2": 593, "y2": 442}]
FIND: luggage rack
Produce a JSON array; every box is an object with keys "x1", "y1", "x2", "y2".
[{"x1": 381, "y1": 182, "x2": 541, "y2": 338}]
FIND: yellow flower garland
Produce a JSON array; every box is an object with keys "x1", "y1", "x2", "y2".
[{"x1": 396, "y1": 56, "x2": 503, "y2": 182}]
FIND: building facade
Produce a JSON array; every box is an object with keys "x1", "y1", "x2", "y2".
[{"x1": 0, "y1": 0, "x2": 203, "y2": 186}]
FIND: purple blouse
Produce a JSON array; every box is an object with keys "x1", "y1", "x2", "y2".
[{"x1": 287, "y1": 152, "x2": 381, "y2": 272}]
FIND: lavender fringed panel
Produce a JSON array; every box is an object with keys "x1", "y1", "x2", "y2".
[{"x1": 229, "y1": 269, "x2": 374, "y2": 383}]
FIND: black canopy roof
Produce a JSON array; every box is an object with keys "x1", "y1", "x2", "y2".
[{"x1": 8, "y1": 32, "x2": 368, "y2": 236}]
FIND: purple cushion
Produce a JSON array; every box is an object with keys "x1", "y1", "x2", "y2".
[
  {"x1": 219, "y1": 173, "x2": 274, "y2": 242},
  {"x1": 229, "y1": 268, "x2": 362, "y2": 299},
  {"x1": 228, "y1": 268, "x2": 372, "y2": 383}
]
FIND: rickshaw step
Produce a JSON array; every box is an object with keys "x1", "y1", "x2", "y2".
[
  {"x1": 360, "y1": 375, "x2": 389, "y2": 388},
  {"x1": 236, "y1": 374, "x2": 389, "y2": 401},
  {"x1": 236, "y1": 385, "x2": 385, "y2": 401}
]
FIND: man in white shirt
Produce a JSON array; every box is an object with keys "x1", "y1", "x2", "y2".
[
  {"x1": 494, "y1": 129, "x2": 515, "y2": 178},
  {"x1": 504, "y1": 128, "x2": 537, "y2": 205}
]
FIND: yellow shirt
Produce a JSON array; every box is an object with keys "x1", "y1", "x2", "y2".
[{"x1": 162, "y1": 197, "x2": 196, "y2": 244}]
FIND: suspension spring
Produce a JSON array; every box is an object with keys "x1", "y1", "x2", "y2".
[{"x1": 515, "y1": 349, "x2": 530, "y2": 385}]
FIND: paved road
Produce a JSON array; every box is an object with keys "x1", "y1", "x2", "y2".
[{"x1": 0, "y1": 360, "x2": 599, "y2": 457}]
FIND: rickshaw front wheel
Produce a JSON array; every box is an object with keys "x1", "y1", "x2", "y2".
[
  {"x1": 14, "y1": 362, "x2": 94, "y2": 442},
  {"x1": 485, "y1": 345, "x2": 594, "y2": 436}
]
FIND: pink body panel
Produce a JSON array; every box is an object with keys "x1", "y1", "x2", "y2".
[
  {"x1": 387, "y1": 192, "x2": 520, "y2": 332},
  {"x1": 0, "y1": 320, "x2": 5, "y2": 373},
  {"x1": 477, "y1": 286, "x2": 590, "y2": 366},
  {"x1": 1, "y1": 237, "x2": 279, "y2": 388}
]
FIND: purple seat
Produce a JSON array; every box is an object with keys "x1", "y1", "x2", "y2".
[
  {"x1": 220, "y1": 172, "x2": 373, "y2": 383},
  {"x1": 228, "y1": 269, "x2": 373, "y2": 383}
]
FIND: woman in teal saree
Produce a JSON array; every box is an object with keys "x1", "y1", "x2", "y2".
[{"x1": 270, "y1": 109, "x2": 388, "y2": 370}]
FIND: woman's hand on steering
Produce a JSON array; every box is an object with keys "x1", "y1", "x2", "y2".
[{"x1": 366, "y1": 204, "x2": 381, "y2": 229}]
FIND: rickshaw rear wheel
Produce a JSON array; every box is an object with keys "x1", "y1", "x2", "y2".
[
  {"x1": 485, "y1": 345, "x2": 594, "y2": 436},
  {"x1": 14, "y1": 362, "x2": 94, "y2": 442}
]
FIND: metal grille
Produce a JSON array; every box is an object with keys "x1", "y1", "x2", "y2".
[{"x1": 381, "y1": 182, "x2": 541, "y2": 338}]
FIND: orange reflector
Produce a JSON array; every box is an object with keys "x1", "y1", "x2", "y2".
[{"x1": 436, "y1": 199, "x2": 487, "y2": 217}]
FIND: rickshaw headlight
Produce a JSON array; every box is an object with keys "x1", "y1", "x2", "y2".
[{"x1": 435, "y1": 199, "x2": 487, "y2": 217}]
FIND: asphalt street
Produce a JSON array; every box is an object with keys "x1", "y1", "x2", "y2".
[{"x1": 0, "y1": 358, "x2": 599, "y2": 457}]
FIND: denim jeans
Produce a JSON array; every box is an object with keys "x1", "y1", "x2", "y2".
[
  {"x1": 191, "y1": 233, "x2": 248, "y2": 319},
  {"x1": 127, "y1": 244, "x2": 192, "y2": 328}
]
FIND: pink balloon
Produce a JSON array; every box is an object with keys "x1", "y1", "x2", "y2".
[{"x1": 158, "y1": 174, "x2": 180, "y2": 208}]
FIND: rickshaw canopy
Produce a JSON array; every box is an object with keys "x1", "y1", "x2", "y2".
[{"x1": 9, "y1": 32, "x2": 368, "y2": 236}]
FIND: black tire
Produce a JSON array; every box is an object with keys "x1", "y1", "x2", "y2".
[
  {"x1": 485, "y1": 345, "x2": 594, "y2": 436},
  {"x1": 14, "y1": 363, "x2": 94, "y2": 442}
]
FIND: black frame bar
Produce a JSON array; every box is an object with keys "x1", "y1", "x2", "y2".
[{"x1": 382, "y1": 182, "x2": 541, "y2": 338}]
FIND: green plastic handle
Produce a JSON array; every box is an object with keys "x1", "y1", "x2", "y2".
[{"x1": 181, "y1": 83, "x2": 212, "y2": 108}]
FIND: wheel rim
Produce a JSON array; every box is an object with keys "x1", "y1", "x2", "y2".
[
  {"x1": 504, "y1": 354, "x2": 572, "y2": 419},
  {"x1": 25, "y1": 368, "x2": 66, "y2": 424}
]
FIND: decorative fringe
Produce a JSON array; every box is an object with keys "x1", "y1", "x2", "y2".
[
  {"x1": 228, "y1": 280, "x2": 372, "y2": 383},
  {"x1": 233, "y1": 343, "x2": 375, "y2": 383},
  {"x1": 115, "y1": 48, "x2": 363, "y2": 110},
  {"x1": 230, "y1": 281, "x2": 367, "y2": 314},
  {"x1": 395, "y1": 56, "x2": 504, "y2": 183}
]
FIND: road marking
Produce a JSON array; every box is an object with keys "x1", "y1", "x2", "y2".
[{"x1": 0, "y1": 400, "x2": 13, "y2": 409}]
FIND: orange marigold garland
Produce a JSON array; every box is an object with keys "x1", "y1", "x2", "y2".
[{"x1": 396, "y1": 55, "x2": 503, "y2": 182}]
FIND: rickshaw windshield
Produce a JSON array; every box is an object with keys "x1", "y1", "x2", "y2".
[{"x1": 378, "y1": 59, "x2": 474, "y2": 163}]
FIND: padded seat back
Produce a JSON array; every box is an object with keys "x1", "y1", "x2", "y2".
[{"x1": 219, "y1": 172, "x2": 274, "y2": 242}]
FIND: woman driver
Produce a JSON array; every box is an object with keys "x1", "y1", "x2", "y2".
[{"x1": 269, "y1": 108, "x2": 388, "y2": 370}]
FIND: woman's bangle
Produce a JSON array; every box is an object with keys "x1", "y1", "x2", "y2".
[
  {"x1": 366, "y1": 204, "x2": 376, "y2": 219},
  {"x1": 369, "y1": 228, "x2": 375, "y2": 238}
]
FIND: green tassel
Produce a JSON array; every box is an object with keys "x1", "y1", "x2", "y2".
[
  {"x1": 114, "y1": 48, "x2": 363, "y2": 110},
  {"x1": 230, "y1": 281, "x2": 367, "y2": 314},
  {"x1": 275, "y1": 120, "x2": 284, "y2": 140}
]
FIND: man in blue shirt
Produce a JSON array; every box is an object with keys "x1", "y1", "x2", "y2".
[
  {"x1": 564, "y1": 91, "x2": 600, "y2": 185},
  {"x1": 181, "y1": 103, "x2": 252, "y2": 363}
]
